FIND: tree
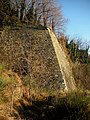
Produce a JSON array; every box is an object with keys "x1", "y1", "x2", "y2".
[
  {"x1": 26, "y1": 0, "x2": 65, "y2": 30},
  {"x1": 0, "y1": 0, "x2": 65, "y2": 33},
  {"x1": 11, "y1": 0, "x2": 26, "y2": 21},
  {"x1": 0, "y1": 0, "x2": 11, "y2": 26},
  {"x1": 20, "y1": 0, "x2": 26, "y2": 21},
  {"x1": 26, "y1": 0, "x2": 34, "y2": 24},
  {"x1": 66, "y1": 37, "x2": 89, "y2": 63},
  {"x1": 67, "y1": 40, "x2": 78, "y2": 62},
  {"x1": 11, "y1": 0, "x2": 20, "y2": 18}
]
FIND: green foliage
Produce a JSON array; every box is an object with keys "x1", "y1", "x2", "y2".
[
  {"x1": 0, "y1": 76, "x2": 9, "y2": 103},
  {"x1": 0, "y1": 63, "x2": 5, "y2": 71},
  {"x1": 66, "y1": 40, "x2": 89, "y2": 63},
  {"x1": 0, "y1": 77, "x2": 7, "y2": 91},
  {"x1": 67, "y1": 40, "x2": 79, "y2": 62}
]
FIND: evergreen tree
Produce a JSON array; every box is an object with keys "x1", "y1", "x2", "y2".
[{"x1": 67, "y1": 40, "x2": 79, "y2": 62}]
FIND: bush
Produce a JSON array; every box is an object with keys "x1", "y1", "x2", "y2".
[
  {"x1": 0, "y1": 77, "x2": 7, "y2": 91},
  {"x1": 0, "y1": 63, "x2": 5, "y2": 71},
  {"x1": 73, "y1": 63, "x2": 90, "y2": 90},
  {"x1": 16, "y1": 91, "x2": 90, "y2": 120},
  {"x1": 54, "y1": 91, "x2": 90, "y2": 120},
  {"x1": 0, "y1": 76, "x2": 9, "y2": 103}
]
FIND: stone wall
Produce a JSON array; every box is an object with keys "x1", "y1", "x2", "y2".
[{"x1": 0, "y1": 25, "x2": 75, "y2": 94}]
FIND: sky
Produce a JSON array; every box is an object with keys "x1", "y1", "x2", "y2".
[{"x1": 56, "y1": 0, "x2": 90, "y2": 52}]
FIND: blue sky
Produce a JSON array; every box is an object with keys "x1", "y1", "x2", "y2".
[{"x1": 56, "y1": 0, "x2": 90, "y2": 51}]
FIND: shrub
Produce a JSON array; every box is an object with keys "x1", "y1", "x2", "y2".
[
  {"x1": 16, "y1": 91, "x2": 90, "y2": 120},
  {"x1": 0, "y1": 63, "x2": 5, "y2": 71},
  {"x1": 54, "y1": 91, "x2": 90, "y2": 120},
  {"x1": 0, "y1": 77, "x2": 7, "y2": 91}
]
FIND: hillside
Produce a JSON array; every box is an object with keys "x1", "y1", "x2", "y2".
[
  {"x1": 0, "y1": 25, "x2": 90, "y2": 120},
  {"x1": 0, "y1": 25, "x2": 76, "y2": 93}
]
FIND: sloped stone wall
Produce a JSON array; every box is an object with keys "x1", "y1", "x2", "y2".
[
  {"x1": 48, "y1": 28, "x2": 76, "y2": 91},
  {"x1": 0, "y1": 26, "x2": 75, "y2": 94},
  {"x1": 28, "y1": 28, "x2": 65, "y2": 91}
]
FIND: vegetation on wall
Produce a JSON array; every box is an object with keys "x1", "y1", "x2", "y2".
[{"x1": 0, "y1": 0, "x2": 65, "y2": 33}]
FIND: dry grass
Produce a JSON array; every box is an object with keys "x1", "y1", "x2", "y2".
[
  {"x1": 73, "y1": 63, "x2": 90, "y2": 90},
  {"x1": 14, "y1": 90, "x2": 90, "y2": 120}
]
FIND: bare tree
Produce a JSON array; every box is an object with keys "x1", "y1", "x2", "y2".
[
  {"x1": 10, "y1": 0, "x2": 65, "y2": 31},
  {"x1": 34, "y1": 0, "x2": 65, "y2": 31},
  {"x1": 11, "y1": 0, "x2": 29, "y2": 21}
]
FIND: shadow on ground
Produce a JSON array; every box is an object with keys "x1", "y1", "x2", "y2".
[{"x1": 15, "y1": 92, "x2": 90, "y2": 120}]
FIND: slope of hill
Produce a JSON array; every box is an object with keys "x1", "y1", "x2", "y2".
[{"x1": 0, "y1": 25, "x2": 90, "y2": 120}]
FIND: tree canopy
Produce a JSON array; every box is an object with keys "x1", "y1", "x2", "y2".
[
  {"x1": 0, "y1": 0, "x2": 11, "y2": 26},
  {"x1": 0, "y1": 0, "x2": 65, "y2": 32}
]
